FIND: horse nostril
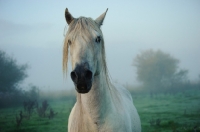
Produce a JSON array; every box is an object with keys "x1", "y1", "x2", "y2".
[
  {"x1": 71, "y1": 71, "x2": 78, "y2": 83},
  {"x1": 85, "y1": 70, "x2": 92, "y2": 80}
]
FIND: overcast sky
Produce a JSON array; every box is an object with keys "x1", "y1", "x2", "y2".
[{"x1": 1, "y1": 0, "x2": 200, "y2": 90}]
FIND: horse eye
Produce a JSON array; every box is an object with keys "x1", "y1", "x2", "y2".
[{"x1": 95, "y1": 36, "x2": 101, "y2": 43}]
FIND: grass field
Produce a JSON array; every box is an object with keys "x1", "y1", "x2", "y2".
[
  {"x1": 133, "y1": 89, "x2": 200, "y2": 132},
  {"x1": 0, "y1": 89, "x2": 199, "y2": 132}
]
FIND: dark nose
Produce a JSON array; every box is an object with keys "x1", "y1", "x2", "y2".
[
  {"x1": 70, "y1": 64, "x2": 93, "y2": 93},
  {"x1": 71, "y1": 69, "x2": 92, "y2": 83}
]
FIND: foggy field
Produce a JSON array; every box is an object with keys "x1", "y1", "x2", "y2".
[
  {"x1": 1, "y1": 1, "x2": 200, "y2": 132},
  {"x1": 133, "y1": 89, "x2": 200, "y2": 132},
  {"x1": 0, "y1": 89, "x2": 200, "y2": 132},
  {"x1": 0, "y1": 99, "x2": 74, "y2": 132}
]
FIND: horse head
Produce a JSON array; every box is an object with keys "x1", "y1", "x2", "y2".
[{"x1": 63, "y1": 8, "x2": 108, "y2": 93}]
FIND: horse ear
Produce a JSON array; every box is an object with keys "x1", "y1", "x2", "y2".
[
  {"x1": 65, "y1": 8, "x2": 74, "y2": 25},
  {"x1": 95, "y1": 8, "x2": 108, "y2": 26}
]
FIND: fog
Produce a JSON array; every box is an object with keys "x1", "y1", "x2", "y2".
[{"x1": 1, "y1": 0, "x2": 200, "y2": 91}]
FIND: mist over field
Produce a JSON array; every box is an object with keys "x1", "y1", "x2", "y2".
[
  {"x1": 0, "y1": 1, "x2": 200, "y2": 132},
  {"x1": 1, "y1": 0, "x2": 200, "y2": 91}
]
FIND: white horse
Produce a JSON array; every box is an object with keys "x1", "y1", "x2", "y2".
[{"x1": 63, "y1": 8, "x2": 141, "y2": 132}]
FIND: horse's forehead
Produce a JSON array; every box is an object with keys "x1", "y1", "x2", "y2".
[
  {"x1": 74, "y1": 18, "x2": 100, "y2": 34},
  {"x1": 66, "y1": 17, "x2": 102, "y2": 45},
  {"x1": 73, "y1": 27, "x2": 100, "y2": 42}
]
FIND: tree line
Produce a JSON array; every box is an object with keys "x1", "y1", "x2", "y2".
[
  {"x1": 0, "y1": 50, "x2": 39, "y2": 107},
  {"x1": 0, "y1": 49, "x2": 199, "y2": 107},
  {"x1": 0, "y1": 50, "x2": 28, "y2": 92},
  {"x1": 133, "y1": 49, "x2": 199, "y2": 91}
]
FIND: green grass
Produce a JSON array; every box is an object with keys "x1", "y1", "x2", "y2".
[
  {"x1": 0, "y1": 99, "x2": 74, "y2": 132},
  {"x1": 134, "y1": 90, "x2": 200, "y2": 132},
  {"x1": 0, "y1": 89, "x2": 200, "y2": 132}
]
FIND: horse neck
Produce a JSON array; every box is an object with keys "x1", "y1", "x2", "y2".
[{"x1": 76, "y1": 70, "x2": 113, "y2": 121}]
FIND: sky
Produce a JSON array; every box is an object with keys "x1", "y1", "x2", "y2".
[{"x1": 0, "y1": 0, "x2": 200, "y2": 91}]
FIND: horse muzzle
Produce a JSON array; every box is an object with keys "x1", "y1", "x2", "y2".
[{"x1": 70, "y1": 63, "x2": 93, "y2": 94}]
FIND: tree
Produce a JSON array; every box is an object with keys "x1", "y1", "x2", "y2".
[
  {"x1": 133, "y1": 49, "x2": 188, "y2": 89},
  {"x1": 0, "y1": 50, "x2": 28, "y2": 92}
]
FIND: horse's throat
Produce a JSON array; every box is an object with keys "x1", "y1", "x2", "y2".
[{"x1": 78, "y1": 75, "x2": 111, "y2": 124}]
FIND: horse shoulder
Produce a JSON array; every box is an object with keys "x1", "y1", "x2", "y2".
[
  {"x1": 113, "y1": 83, "x2": 133, "y2": 103},
  {"x1": 112, "y1": 83, "x2": 141, "y2": 132}
]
